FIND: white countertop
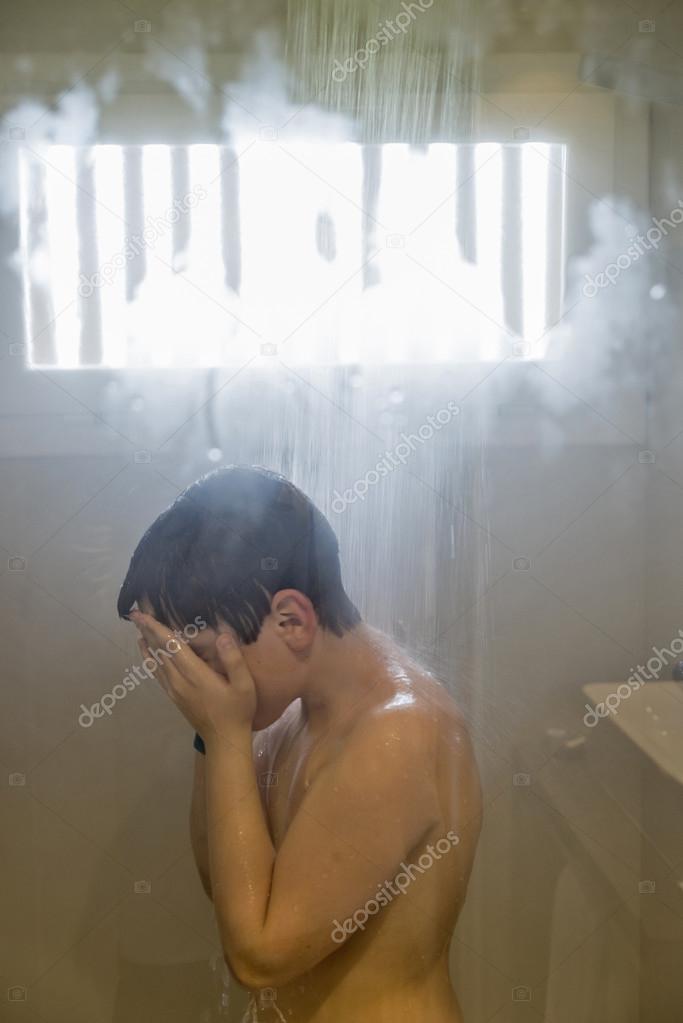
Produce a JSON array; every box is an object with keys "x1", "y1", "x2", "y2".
[{"x1": 584, "y1": 682, "x2": 683, "y2": 787}]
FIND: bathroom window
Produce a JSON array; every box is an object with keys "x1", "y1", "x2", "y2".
[{"x1": 18, "y1": 141, "x2": 566, "y2": 368}]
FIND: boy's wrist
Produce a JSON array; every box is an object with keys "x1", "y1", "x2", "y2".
[
  {"x1": 194, "y1": 721, "x2": 253, "y2": 757},
  {"x1": 203, "y1": 724, "x2": 253, "y2": 758}
]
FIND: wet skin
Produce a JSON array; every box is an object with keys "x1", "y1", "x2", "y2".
[{"x1": 135, "y1": 603, "x2": 482, "y2": 1023}]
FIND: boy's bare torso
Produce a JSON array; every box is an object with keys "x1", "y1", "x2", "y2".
[{"x1": 244, "y1": 630, "x2": 482, "y2": 1023}]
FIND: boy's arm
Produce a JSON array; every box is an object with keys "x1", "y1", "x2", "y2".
[
  {"x1": 190, "y1": 734, "x2": 266, "y2": 901},
  {"x1": 131, "y1": 612, "x2": 440, "y2": 989},
  {"x1": 205, "y1": 704, "x2": 441, "y2": 989},
  {"x1": 189, "y1": 750, "x2": 213, "y2": 900}
]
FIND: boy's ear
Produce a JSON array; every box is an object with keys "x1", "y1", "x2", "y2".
[{"x1": 271, "y1": 589, "x2": 317, "y2": 651}]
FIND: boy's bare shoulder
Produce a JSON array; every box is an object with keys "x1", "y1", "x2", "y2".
[
  {"x1": 327, "y1": 667, "x2": 480, "y2": 836},
  {"x1": 347, "y1": 659, "x2": 473, "y2": 767}
]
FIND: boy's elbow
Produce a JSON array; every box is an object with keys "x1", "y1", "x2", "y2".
[
  {"x1": 225, "y1": 942, "x2": 301, "y2": 990},
  {"x1": 227, "y1": 954, "x2": 281, "y2": 990},
  {"x1": 228, "y1": 957, "x2": 276, "y2": 991}
]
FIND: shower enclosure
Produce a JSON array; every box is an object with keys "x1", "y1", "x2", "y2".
[{"x1": 1, "y1": 1, "x2": 683, "y2": 1020}]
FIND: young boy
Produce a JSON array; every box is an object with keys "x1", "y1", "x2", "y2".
[{"x1": 118, "y1": 465, "x2": 482, "y2": 1022}]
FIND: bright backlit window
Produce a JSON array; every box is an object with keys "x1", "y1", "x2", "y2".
[{"x1": 18, "y1": 142, "x2": 566, "y2": 368}]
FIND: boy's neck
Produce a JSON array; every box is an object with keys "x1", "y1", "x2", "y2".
[{"x1": 298, "y1": 623, "x2": 388, "y2": 735}]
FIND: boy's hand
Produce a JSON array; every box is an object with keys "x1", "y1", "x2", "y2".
[{"x1": 129, "y1": 611, "x2": 257, "y2": 740}]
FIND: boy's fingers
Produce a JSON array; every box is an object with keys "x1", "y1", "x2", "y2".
[
  {"x1": 130, "y1": 611, "x2": 172, "y2": 646},
  {"x1": 131, "y1": 612, "x2": 192, "y2": 668},
  {"x1": 131, "y1": 620, "x2": 186, "y2": 696},
  {"x1": 136, "y1": 636, "x2": 154, "y2": 669},
  {"x1": 216, "y1": 633, "x2": 253, "y2": 688}
]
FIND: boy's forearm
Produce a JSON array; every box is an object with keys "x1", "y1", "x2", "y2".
[
  {"x1": 190, "y1": 753, "x2": 213, "y2": 899},
  {"x1": 204, "y1": 730, "x2": 276, "y2": 981}
]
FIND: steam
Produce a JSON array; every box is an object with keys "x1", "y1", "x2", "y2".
[
  {"x1": 222, "y1": 30, "x2": 355, "y2": 144},
  {"x1": 560, "y1": 196, "x2": 678, "y2": 397},
  {"x1": 142, "y1": 4, "x2": 211, "y2": 115}
]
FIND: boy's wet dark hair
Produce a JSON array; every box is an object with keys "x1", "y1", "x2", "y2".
[{"x1": 117, "y1": 465, "x2": 361, "y2": 644}]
